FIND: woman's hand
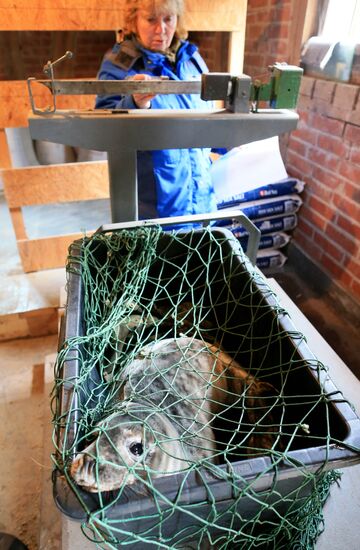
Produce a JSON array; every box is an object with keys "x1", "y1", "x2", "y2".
[{"x1": 131, "y1": 74, "x2": 156, "y2": 109}]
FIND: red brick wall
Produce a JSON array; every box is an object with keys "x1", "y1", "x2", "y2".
[
  {"x1": 189, "y1": 32, "x2": 230, "y2": 72},
  {"x1": 243, "y1": 0, "x2": 294, "y2": 79},
  {"x1": 286, "y1": 79, "x2": 360, "y2": 300},
  {"x1": 244, "y1": 0, "x2": 360, "y2": 304}
]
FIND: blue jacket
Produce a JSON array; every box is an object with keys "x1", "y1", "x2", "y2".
[{"x1": 95, "y1": 38, "x2": 217, "y2": 220}]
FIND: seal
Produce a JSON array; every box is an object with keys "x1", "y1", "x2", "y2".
[
  {"x1": 104, "y1": 301, "x2": 214, "y2": 381},
  {"x1": 71, "y1": 337, "x2": 277, "y2": 492}
]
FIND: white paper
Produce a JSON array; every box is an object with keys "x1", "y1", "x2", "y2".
[{"x1": 210, "y1": 136, "x2": 288, "y2": 203}]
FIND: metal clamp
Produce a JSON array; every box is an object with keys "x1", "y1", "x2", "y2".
[
  {"x1": 250, "y1": 63, "x2": 304, "y2": 112},
  {"x1": 201, "y1": 73, "x2": 251, "y2": 113},
  {"x1": 96, "y1": 210, "x2": 261, "y2": 265}
]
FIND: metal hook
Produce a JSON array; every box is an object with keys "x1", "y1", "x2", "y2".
[
  {"x1": 43, "y1": 51, "x2": 73, "y2": 75},
  {"x1": 28, "y1": 51, "x2": 74, "y2": 115}
]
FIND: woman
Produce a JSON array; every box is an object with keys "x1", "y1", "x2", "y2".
[{"x1": 95, "y1": 0, "x2": 218, "y2": 221}]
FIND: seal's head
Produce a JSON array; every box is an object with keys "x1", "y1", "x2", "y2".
[{"x1": 70, "y1": 404, "x2": 190, "y2": 492}]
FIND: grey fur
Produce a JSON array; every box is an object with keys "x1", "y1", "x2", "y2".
[{"x1": 71, "y1": 337, "x2": 242, "y2": 492}]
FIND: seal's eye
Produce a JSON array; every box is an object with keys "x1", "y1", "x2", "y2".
[{"x1": 129, "y1": 442, "x2": 144, "y2": 456}]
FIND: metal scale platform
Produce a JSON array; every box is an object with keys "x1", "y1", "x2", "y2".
[{"x1": 27, "y1": 52, "x2": 303, "y2": 263}]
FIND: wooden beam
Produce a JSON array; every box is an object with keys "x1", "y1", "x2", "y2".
[
  {"x1": 0, "y1": 0, "x2": 247, "y2": 31},
  {"x1": 0, "y1": 129, "x2": 12, "y2": 168},
  {"x1": 289, "y1": 1, "x2": 309, "y2": 66},
  {"x1": 0, "y1": 1, "x2": 125, "y2": 31},
  {"x1": 0, "y1": 309, "x2": 58, "y2": 341},
  {"x1": 2, "y1": 161, "x2": 109, "y2": 207},
  {"x1": 185, "y1": 0, "x2": 248, "y2": 32},
  {"x1": 228, "y1": 31, "x2": 246, "y2": 73},
  {"x1": 0, "y1": 81, "x2": 95, "y2": 128},
  {"x1": 9, "y1": 207, "x2": 27, "y2": 240},
  {"x1": 17, "y1": 233, "x2": 89, "y2": 273},
  {"x1": 302, "y1": 0, "x2": 318, "y2": 45}
]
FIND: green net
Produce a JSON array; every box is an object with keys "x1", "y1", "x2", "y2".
[{"x1": 53, "y1": 226, "x2": 358, "y2": 549}]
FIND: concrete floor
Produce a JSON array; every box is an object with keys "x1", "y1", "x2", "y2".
[
  {"x1": 0, "y1": 335, "x2": 61, "y2": 549},
  {"x1": 271, "y1": 263, "x2": 360, "y2": 378},
  {"x1": 23, "y1": 199, "x2": 111, "y2": 239}
]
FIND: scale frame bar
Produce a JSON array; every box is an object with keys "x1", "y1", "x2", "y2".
[
  {"x1": 29, "y1": 108, "x2": 299, "y2": 228},
  {"x1": 32, "y1": 79, "x2": 202, "y2": 96},
  {"x1": 29, "y1": 108, "x2": 299, "y2": 152}
]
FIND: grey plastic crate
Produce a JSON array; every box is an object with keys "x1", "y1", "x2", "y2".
[{"x1": 54, "y1": 227, "x2": 360, "y2": 546}]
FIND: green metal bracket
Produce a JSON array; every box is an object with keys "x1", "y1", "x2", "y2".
[{"x1": 250, "y1": 63, "x2": 303, "y2": 112}]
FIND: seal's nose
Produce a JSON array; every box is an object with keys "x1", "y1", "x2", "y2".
[
  {"x1": 70, "y1": 454, "x2": 84, "y2": 479},
  {"x1": 71, "y1": 453, "x2": 95, "y2": 485}
]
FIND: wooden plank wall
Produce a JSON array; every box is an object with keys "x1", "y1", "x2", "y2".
[
  {"x1": 0, "y1": 1, "x2": 247, "y2": 32},
  {"x1": 0, "y1": 81, "x2": 96, "y2": 128},
  {"x1": 2, "y1": 161, "x2": 109, "y2": 272},
  {"x1": 0, "y1": 0, "x2": 247, "y2": 272}
]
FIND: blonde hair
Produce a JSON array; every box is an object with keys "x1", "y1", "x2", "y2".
[{"x1": 123, "y1": 0, "x2": 188, "y2": 40}]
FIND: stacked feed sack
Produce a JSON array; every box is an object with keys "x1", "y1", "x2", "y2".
[
  {"x1": 210, "y1": 138, "x2": 304, "y2": 270},
  {"x1": 215, "y1": 178, "x2": 304, "y2": 269}
]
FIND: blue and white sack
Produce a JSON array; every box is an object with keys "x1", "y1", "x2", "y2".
[
  {"x1": 256, "y1": 249, "x2": 287, "y2": 269},
  {"x1": 217, "y1": 179, "x2": 305, "y2": 210},
  {"x1": 239, "y1": 231, "x2": 291, "y2": 252},
  {"x1": 215, "y1": 214, "x2": 298, "y2": 238},
  {"x1": 237, "y1": 195, "x2": 302, "y2": 221}
]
